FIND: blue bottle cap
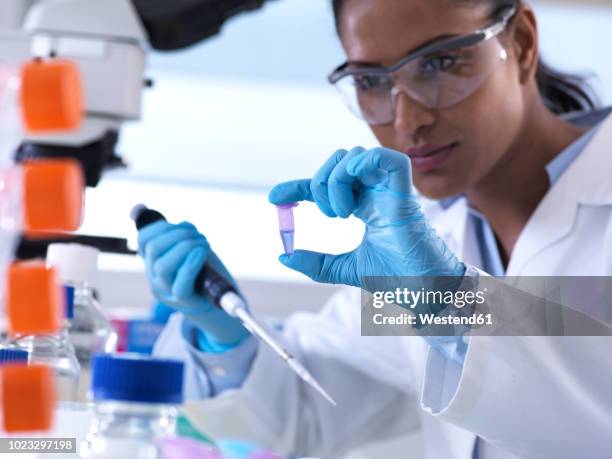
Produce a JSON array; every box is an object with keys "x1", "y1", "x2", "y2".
[
  {"x1": 0, "y1": 348, "x2": 29, "y2": 364},
  {"x1": 64, "y1": 286, "x2": 75, "y2": 319},
  {"x1": 92, "y1": 354, "x2": 184, "y2": 404}
]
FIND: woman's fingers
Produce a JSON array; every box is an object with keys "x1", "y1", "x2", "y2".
[
  {"x1": 328, "y1": 146, "x2": 366, "y2": 218},
  {"x1": 172, "y1": 246, "x2": 208, "y2": 299},
  {"x1": 279, "y1": 249, "x2": 359, "y2": 286},
  {"x1": 139, "y1": 221, "x2": 197, "y2": 256},
  {"x1": 347, "y1": 147, "x2": 413, "y2": 194},
  {"x1": 269, "y1": 179, "x2": 314, "y2": 205},
  {"x1": 310, "y1": 149, "x2": 349, "y2": 217},
  {"x1": 152, "y1": 238, "x2": 209, "y2": 291},
  {"x1": 269, "y1": 149, "x2": 349, "y2": 218},
  {"x1": 270, "y1": 147, "x2": 412, "y2": 222}
]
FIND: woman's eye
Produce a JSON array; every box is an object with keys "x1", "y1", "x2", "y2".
[
  {"x1": 419, "y1": 55, "x2": 459, "y2": 74},
  {"x1": 354, "y1": 75, "x2": 389, "y2": 91}
]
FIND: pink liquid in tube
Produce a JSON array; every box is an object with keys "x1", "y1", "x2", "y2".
[{"x1": 275, "y1": 203, "x2": 298, "y2": 255}]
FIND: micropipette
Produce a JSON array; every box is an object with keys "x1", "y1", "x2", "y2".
[{"x1": 131, "y1": 204, "x2": 337, "y2": 407}]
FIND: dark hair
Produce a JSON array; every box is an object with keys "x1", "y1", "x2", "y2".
[{"x1": 332, "y1": 0, "x2": 599, "y2": 114}]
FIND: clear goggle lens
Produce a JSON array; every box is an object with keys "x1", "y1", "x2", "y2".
[{"x1": 333, "y1": 38, "x2": 508, "y2": 125}]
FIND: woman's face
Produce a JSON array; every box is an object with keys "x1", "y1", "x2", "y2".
[{"x1": 338, "y1": 0, "x2": 529, "y2": 199}]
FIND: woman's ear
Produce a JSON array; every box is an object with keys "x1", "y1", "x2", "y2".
[{"x1": 509, "y1": 4, "x2": 540, "y2": 85}]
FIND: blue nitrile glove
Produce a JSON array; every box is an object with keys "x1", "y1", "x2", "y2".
[
  {"x1": 269, "y1": 147, "x2": 466, "y2": 297},
  {"x1": 138, "y1": 220, "x2": 249, "y2": 348},
  {"x1": 152, "y1": 302, "x2": 174, "y2": 324}
]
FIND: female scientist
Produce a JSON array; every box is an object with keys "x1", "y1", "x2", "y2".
[{"x1": 142, "y1": 0, "x2": 612, "y2": 457}]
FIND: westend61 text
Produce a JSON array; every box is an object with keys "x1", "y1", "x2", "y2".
[{"x1": 372, "y1": 312, "x2": 493, "y2": 326}]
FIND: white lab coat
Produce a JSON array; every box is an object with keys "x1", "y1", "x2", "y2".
[{"x1": 155, "y1": 112, "x2": 612, "y2": 459}]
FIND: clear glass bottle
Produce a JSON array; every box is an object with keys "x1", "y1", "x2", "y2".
[
  {"x1": 47, "y1": 243, "x2": 118, "y2": 400},
  {"x1": 11, "y1": 333, "x2": 80, "y2": 401},
  {"x1": 4, "y1": 261, "x2": 80, "y2": 401},
  {"x1": 70, "y1": 282, "x2": 118, "y2": 355},
  {"x1": 80, "y1": 353, "x2": 184, "y2": 459}
]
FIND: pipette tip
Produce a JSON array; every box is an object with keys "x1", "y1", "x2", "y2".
[
  {"x1": 287, "y1": 357, "x2": 337, "y2": 406},
  {"x1": 310, "y1": 380, "x2": 337, "y2": 407}
]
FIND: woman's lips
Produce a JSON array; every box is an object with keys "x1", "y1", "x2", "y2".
[{"x1": 405, "y1": 142, "x2": 458, "y2": 173}]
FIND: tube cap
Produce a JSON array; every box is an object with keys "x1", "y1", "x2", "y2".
[
  {"x1": 0, "y1": 349, "x2": 29, "y2": 365},
  {"x1": 64, "y1": 286, "x2": 75, "y2": 320},
  {"x1": 46, "y1": 243, "x2": 99, "y2": 284},
  {"x1": 22, "y1": 159, "x2": 85, "y2": 235},
  {"x1": 1, "y1": 365, "x2": 55, "y2": 432},
  {"x1": 92, "y1": 354, "x2": 184, "y2": 404},
  {"x1": 20, "y1": 58, "x2": 83, "y2": 132},
  {"x1": 6, "y1": 261, "x2": 62, "y2": 336}
]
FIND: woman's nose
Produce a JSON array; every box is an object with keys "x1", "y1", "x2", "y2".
[{"x1": 392, "y1": 89, "x2": 435, "y2": 136}]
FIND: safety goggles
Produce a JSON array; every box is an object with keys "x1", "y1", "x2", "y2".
[{"x1": 328, "y1": 5, "x2": 517, "y2": 125}]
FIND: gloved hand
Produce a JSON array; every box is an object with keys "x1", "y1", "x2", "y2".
[
  {"x1": 269, "y1": 147, "x2": 466, "y2": 295},
  {"x1": 138, "y1": 220, "x2": 249, "y2": 347}
]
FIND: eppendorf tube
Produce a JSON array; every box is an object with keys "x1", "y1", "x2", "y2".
[{"x1": 276, "y1": 203, "x2": 298, "y2": 255}]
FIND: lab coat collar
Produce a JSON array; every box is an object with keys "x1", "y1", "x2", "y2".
[
  {"x1": 434, "y1": 111, "x2": 612, "y2": 276},
  {"x1": 508, "y1": 111, "x2": 612, "y2": 275},
  {"x1": 565, "y1": 111, "x2": 612, "y2": 205}
]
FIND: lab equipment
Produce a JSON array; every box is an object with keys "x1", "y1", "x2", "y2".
[
  {"x1": 7, "y1": 0, "x2": 275, "y2": 186},
  {"x1": 46, "y1": 243, "x2": 118, "y2": 401},
  {"x1": 0, "y1": 56, "x2": 82, "y2": 160},
  {"x1": 250, "y1": 453, "x2": 285, "y2": 459},
  {"x1": 269, "y1": 147, "x2": 465, "y2": 294},
  {"x1": 0, "y1": 348, "x2": 29, "y2": 365},
  {"x1": 327, "y1": 5, "x2": 516, "y2": 125},
  {"x1": 0, "y1": 63, "x2": 26, "y2": 309},
  {"x1": 1, "y1": 364, "x2": 55, "y2": 433},
  {"x1": 132, "y1": 205, "x2": 337, "y2": 406},
  {"x1": 160, "y1": 437, "x2": 222, "y2": 459},
  {"x1": 137, "y1": 218, "x2": 250, "y2": 347},
  {"x1": 80, "y1": 353, "x2": 184, "y2": 459},
  {"x1": 4, "y1": 261, "x2": 80, "y2": 401},
  {"x1": 131, "y1": 0, "x2": 275, "y2": 50},
  {"x1": 218, "y1": 440, "x2": 284, "y2": 459},
  {"x1": 176, "y1": 414, "x2": 216, "y2": 445},
  {"x1": 275, "y1": 203, "x2": 298, "y2": 255},
  {"x1": 110, "y1": 316, "x2": 165, "y2": 354},
  {"x1": 0, "y1": 55, "x2": 85, "y2": 319},
  {"x1": 10, "y1": 0, "x2": 146, "y2": 186}
]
